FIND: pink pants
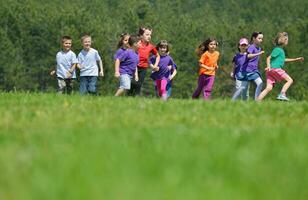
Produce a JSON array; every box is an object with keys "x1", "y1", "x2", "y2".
[{"x1": 156, "y1": 79, "x2": 168, "y2": 100}]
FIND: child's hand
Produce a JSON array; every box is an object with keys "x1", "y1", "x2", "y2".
[
  {"x1": 297, "y1": 57, "x2": 304, "y2": 62},
  {"x1": 99, "y1": 71, "x2": 104, "y2": 77},
  {"x1": 50, "y1": 70, "x2": 56, "y2": 76},
  {"x1": 77, "y1": 64, "x2": 83, "y2": 69},
  {"x1": 230, "y1": 72, "x2": 234, "y2": 78},
  {"x1": 153, "y1": 67, "x2": 159, "y2": 72},
  {"x1": 114, "y1": 71, "x2": 120, "y2": 78},
  {"x1": 167, "y1": 65, "x2": 172, "y2": 70},
  {"x1": 66, "y1": 71, "x2": 72, "y2": 78},
  {"x1": 135, "y1": 76, "x2": 139, "y2": 82},
  {"x1": 260, "y1": 51, "x2": 265, "y2": 55},
  {"x1": 265, "y1": 66, "x2": 271, "y2": 71}
]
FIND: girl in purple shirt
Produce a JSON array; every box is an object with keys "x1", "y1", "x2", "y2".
[
  {"x1": 231, "y1": 38, "x2": 250, "y2": 100},
  {"x1": 114, "y1": 35, "x2": 141, "y2": 96},
  {"x1": 239, "y1": 32, "x2": 265, "y2": 100},
  {"x1": 114, "y1": 33, "x2": 130, "y2": 60},
  {"x1": 149, "y1": 40, "x2": 177, "y2": 100}
]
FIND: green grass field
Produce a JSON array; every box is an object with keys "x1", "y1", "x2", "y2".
[{"x1": 0, "y1": 93, "x2": 308, "y2": 200}]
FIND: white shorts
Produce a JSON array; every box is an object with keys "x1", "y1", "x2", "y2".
[{"x1": 119, "y1": 74, "x2": 132, "y2": 90}]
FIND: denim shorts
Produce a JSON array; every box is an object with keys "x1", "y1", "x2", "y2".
[{"x1": 119, "y1": 74, "x2": 132, "y2": 90}]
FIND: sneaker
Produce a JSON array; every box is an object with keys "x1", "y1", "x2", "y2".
[{"x1": 276, "y1": 93, "x2": 290, "y2": 101}]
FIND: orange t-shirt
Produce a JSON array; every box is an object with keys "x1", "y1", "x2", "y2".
[{"x1": 198, "y1": 51, "x2": 220, "y2": 76}]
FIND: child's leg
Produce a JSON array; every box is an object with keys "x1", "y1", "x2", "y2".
[
  {"x1": 192, "y1": 75, "x2": 206, "y2": 99},
  {"x1": 155, "y1": 80, "x2": 162, "y2": 97},
  {"x1": 160, "y1": 79, "x2": 168, "y2": 100},
  {"x1": 253, "y1": 77, "x2": 263, "y2": 100},
  {"x1": 166, "y1": 81, "x2": 172, "y2": 98},
  {"x1": 232, "y1": 80, "x2": 248, "y2": 100},
  {"x1": 116, "y1": 74, "x2": 131, "y2": 96},
  {"x1": 79, "y1": 76, "x2": 88, "y2": 95},
  {"x1": 88, "y1": 76, "x2": 98, "y2": 95},
  {"x1": 57, "y1": 78, "x2": 66, "y2": 94},
  {"x1": 115, "y1": 88, "x2": 126, "y2": 96},
  {"x1": 135, "y1": 68, "x2": 147, "y2": 96},
  {"x1": 281, "y1": 75, "x2": 293, "y2": 95},
  {"x1": 242, "y1": 82, "x2": 250, "y2": 100},
  {"x1": 65, "y1": 79, "x2": 73, "y2": 94},
  {"x1": 257, "y1": 83, "x2": 273, "y2": 101},
  {"x1": 203, "y1": 75, "x2": 215, "y2": 100}
]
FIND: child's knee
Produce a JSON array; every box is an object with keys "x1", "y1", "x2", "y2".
[
  {"x1": 266, "y1": 85, "x2": 273, "y2": 91},
  {"x1": 289, "y1": 78, "x2": 293, "y2": 84}
]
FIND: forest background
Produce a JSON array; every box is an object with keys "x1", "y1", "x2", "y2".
[{"x1": 0, "y1": 0, "x2": 307, "y2": 99}]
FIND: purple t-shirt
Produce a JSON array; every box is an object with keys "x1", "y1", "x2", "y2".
[
  {"x1": 245, "y1": 44, "x2": 261, "y2": 72},
  {"x1": 116, "y1": 49, "x2": 139, "y2": 76},
  {"x1": 150, "y1": 55, "x2": 176, "y2": 80},
  {"x1": 114, "y1": 48, "x2": 126, "y2": 60},
  {"x1": 232, "y1": 53, "x2": 248, "y2": 78}
]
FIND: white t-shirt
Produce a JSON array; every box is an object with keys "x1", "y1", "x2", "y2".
[
  {"x1": 56, "y1": 50, "x2": 78, "y2": 79},
  {"x1": 78, "y1": 48, "x2": 102, "y2": 76}
]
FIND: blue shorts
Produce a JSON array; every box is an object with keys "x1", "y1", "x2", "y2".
[
  {"x1": 119, "y1": 74, "x2": 132, "y2": 90},
  {"x1": 237, "y1": 71, "x2": 261, "y2": 81}
]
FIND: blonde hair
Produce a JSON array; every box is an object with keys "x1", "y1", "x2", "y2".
[
  {"x1": 81, "y1": 35, "x2": 91, "y2": 42},
  {"x1": 274, "y1": 32, "x2": 288, "y2": 46}
]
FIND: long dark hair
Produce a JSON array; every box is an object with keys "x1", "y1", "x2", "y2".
[
  {"x1": 196, "y1": 37, "x2": 218, "y2": 57},
  {"x1": 250, "y1": 31, "x2": 263, "y2": 43},
  {"x1": 117, "y1": 33, "x2": 130, "y2": 48}
]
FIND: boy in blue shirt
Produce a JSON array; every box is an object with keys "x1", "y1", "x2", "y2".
[
  {"x1": 51, "y1": 35, "x2": 78, "y2": 94},
  {"x1": 78, "y1": 35, "x2": 104, "y2": 95}
]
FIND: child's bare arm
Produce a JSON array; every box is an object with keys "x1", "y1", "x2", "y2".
[
  {"x1": 98, "y1": 60, "x2": 104, "y2": 77},
  {"x1": 135, "y1": 68, "x2": 139, "y2": 82},
  {"x1": 114, "y1": 59, "x2": 120, "y2": 77},
  {"x1": 66, "y1": 63, "x2": 77, "y2": 78},
  {"x1": 247, "y1": 51, "x2": 265, "y2": 59},
  {"x1": 153, "y1": 54, "x2": 160, "y2": 68},
  {"x1": 199, "y1": 63, "x2": 215, "y2": 70},
  {"x1": 285, "y1": 57, "x2": 304, "y2": 63},
  {"x1": 170, "y1": 68, "x2": 177, "y2": 80},
  {"x1": 265, "y1": 55, "x2": 271, "y2": 71}
]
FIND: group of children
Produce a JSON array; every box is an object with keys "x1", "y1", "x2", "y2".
[
  {"x1": 192, "y1": 31, "x2": 304, "y2": 101},
  {"x1": 53, "y1": 29, "x2": 304, "y2": 101},
  {"x1": 51, "y1": 35, "x2": 104, "y2": 95}
]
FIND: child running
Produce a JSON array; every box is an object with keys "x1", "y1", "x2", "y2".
[
  {"x1": 257, "y1": 32, "x2": 304, "y2": 101},
  {"x1": 128, "y1": 27, "x2": 160, "y2": 96},
  {"x1": 231, "y1": 38, "x2": 250, "y2": 100},
  {"x1": 149, "y1": 40, "x2": 177, "y2": 100},
  {"x1": 114, "y1": 35, "x2": 141, "y2": 96},
  {"x1": 114, "y1": 33, "x2": 130, "y2": 60},
  {"x1": 51, "y1": 35, "x2": 78, "y2": 94},
  {"x1": 192, "y1": 38, "x2": 220, "y2": 100},
  {"x1": 237, "y1": 32, "x2": 264, "y2": 100},
  {"x1": 78, "y1": 35, "x2": 104, "y2": 95}
]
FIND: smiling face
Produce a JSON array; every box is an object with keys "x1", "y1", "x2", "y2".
[
  {"x1": 82, "y1": 37, "x2": 92, "y2": 50},
  {"x1": 253, "y1": 34, "x2": 263, "y2": 46},
  {"x1": 208, "y1": 41, "x2": 217, "y2": 52},
  {"x1": 239, "y1": 44, "x2": 248, "y2": 53},
  {"x1": 62, "y1": 39, "x2": 72, "y2": 52},
  {"x1": 159, "y1": 46, "x2": 168, "y2": 55}
]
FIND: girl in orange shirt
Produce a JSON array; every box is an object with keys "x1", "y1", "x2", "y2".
[{"x1": 192, "y1": 38, "x2": 220, "y2": 100}]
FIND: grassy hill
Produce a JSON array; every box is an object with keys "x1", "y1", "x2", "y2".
[{"x1": 0, "y1": 93, "x2": 308, "y2": 199}]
